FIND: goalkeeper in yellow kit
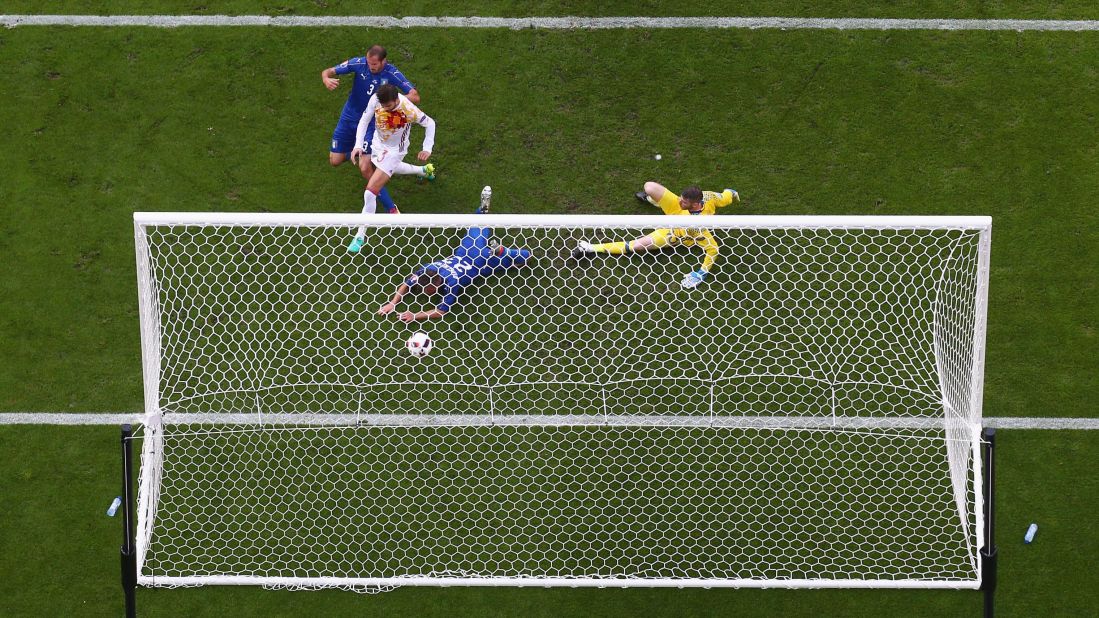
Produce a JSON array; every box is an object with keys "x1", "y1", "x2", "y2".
[{"x1": 572, "y1": 182, "x2": 740, "y2": 289}]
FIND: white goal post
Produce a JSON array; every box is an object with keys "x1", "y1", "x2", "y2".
[{"x1": 132, "y1": 210, "x2": 991, "y2": 591}]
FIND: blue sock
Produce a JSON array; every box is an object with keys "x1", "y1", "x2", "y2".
[{"x1": 377, "y1": 187, "x2": 397, "y2": 213}]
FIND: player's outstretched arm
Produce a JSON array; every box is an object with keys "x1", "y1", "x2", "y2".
[
  {"x1": 355, "y1": 95, "x2": 379, "y2": 155},
  {"x1": 417, "y1": 114, "x2": 436, "y2": 162},
  {"x1": 706, "y1": 188, "x2": 740, "y2": 210},
  {"x1": 399, "y1": 308, "x2": 446, "y2": 322},
  {"x1": 681, "y1": 231, "x2": 719, "y2": 290},
  {"x1": 378, "y1": 282, "x2": 411, "y2": 315}
]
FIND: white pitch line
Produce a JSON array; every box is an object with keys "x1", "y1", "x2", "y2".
[
  {"x1": 0, "y1": 413, "x2": 1096, "y2": 429},
  {"x1": 0, "y1": 413, "x2": 142, "y2": 425},
  {"x1": 3, "y1": 15, "x2": 1099, "y2": 31}
]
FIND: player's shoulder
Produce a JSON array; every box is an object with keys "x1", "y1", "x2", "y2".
[
  {"x1": 336, "y1": 56, "x2": 367, "y2": 69},
  {"x1": 398, "y1": 94, "x2": 423, "y2": 112}
]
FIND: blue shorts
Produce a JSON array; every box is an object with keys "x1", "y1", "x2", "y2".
[
  {"x1": 454, "y1": 227, "x2": 532, "y2": 268},
  {"x1": 454, "y1": 227, "x2": 493, "y2": 259},
  {"x1": 330, "y1": 117, "x2": 375, "y2": 155}
]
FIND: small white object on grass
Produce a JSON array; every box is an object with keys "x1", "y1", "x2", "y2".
[
  {"x1": 107, "y1": 496, "x2": 122, "y2": 517},
  {"x1": 654, "y1": 154, "x2": 662, "y2": 160},
  {"x1": 1024, "y1": 523, "x2": 1038, "y2": 543}
]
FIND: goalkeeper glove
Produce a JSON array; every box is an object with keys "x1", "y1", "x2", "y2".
[{"x1": 681, "y1": 269, "x2": 709, "y2": 290}]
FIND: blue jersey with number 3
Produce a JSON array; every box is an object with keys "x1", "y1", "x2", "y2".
[
  {"x1": 333, "y1": 59, "x2": 415, "y2": 125},
  {"x1": 406, "y1": 227, "x2": 531, "y2": 313}
]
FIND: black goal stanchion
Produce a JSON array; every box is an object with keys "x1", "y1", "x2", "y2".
[
  {"x1": 981, "y1": 428, "x2": 997, "y2": 618},
  {"x1": 120, "y1": 424, "x2": 138, "y2": 618}
]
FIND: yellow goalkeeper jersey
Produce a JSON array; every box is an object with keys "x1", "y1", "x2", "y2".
[
  {"x1": 649, "y1": 189, "x2": 736, "y2": 272},
  {"x1": 655, "y1": 189, "x2": 736, "y2": 217}
]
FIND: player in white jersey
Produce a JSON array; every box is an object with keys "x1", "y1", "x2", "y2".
[{"x1": 347, "y1": 84, "x2": 438, "y2": 252}]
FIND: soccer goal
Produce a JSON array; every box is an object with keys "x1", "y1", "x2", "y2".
[{"x1": 126, "y1": 209, "x2": 992, "y2": 593}]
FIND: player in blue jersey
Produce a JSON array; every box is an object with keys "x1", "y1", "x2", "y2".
[
  {"x1": 376, "y1": 187, "x2": 532, "y2": 322},
  {"x1": 322, "y1": 45, "x2": 426, "y2": 213}
]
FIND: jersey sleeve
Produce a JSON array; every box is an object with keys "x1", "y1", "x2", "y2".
[
  {"x1": 406, "y1": 262, "x2": 440, "y2": 287},
  {"x1": 388, "y1": 65, "x2": 415, "y2": 93},
  {"x1": 418, "y1": 113, "x2": 436, "y2": 153},
  {"x1": 701, "y1": 190, "x2": 735, "y2": 215},
  {"x1": 697, "y1": 229, "x2": 719, "y2": 272},
  {"x1": 405, "y1": 100, "x2": 435, "y2": 152},
  {"x1": 355, "y1": 95, "x2": 379, "y2": 148},
  {"x1": 437, "y1": 288, "x2": 459, "y2": 313},
  {"x1": 332, "y1": 57, "x2": 361, "y2": 75}
]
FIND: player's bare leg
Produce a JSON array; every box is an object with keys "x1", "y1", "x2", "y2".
[
  {"x1": 355, "y1": 151, "x2": 375, "y2": 180},
  {"x1": 392, "y1": 161, "x2": 437, "y2": 181},
  {"x1": 348, "y1": 168, "x2": 393, "y2": 253},
  {"x1": 352, "y1": 152, "x2": 400, "y2": 213},
  {"x1": 572, "y1": 235, "x2": 657, "y2": 259},
  {"x1": 636, "y1": 181, "x2": 669, "y2": 207}
]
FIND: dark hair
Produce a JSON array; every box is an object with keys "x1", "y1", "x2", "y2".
[
  {"x1": 367, "y1": 45, "x2": 387, "y2": 60},
  {"x1": 681, "y1": 186, "x2": 704, "y2": 204},
  {"x1": 415, "y1": 272, "x2": 435, "y2": 288},
  {"x1": 377, "y1": 83, "x2": 400, "y2": 104}
]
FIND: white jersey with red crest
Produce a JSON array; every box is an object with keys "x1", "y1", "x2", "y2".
[{"x1": 355, "y1": 93, "x2": 435, "y2": 157}]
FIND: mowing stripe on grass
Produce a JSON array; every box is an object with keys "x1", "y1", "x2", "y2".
[
  {"x1": 1, "y1": 413, "x2": 1096, "y2": 429},
  {"x1": 3, "y1": 15, "x2": 1099, "y2": 31}
]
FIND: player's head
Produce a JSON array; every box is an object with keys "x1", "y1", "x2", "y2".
[
  {"x1": 412, "y1": 271, "x2": 445, "y2": 296},
  {"x1": 679, "y1": 186, "x2": 704, "y2": 212},
  {"x1": 366, "y1": 45, "x2": 388, "y2": 73},
  {"x1": 377, "y1": 84, "x2": 400, "y2": 111}
]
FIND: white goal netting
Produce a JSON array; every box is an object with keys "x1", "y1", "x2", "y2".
[{"x1": 133, "y1": 210, "x2": 991, "y2": 590}]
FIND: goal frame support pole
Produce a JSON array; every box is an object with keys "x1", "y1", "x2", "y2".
[
  {"x1": 120, "y1": 424, "x2": 138, "y2": 618},
  {"x1": 981, "y1": 428, "x2": 997, "y2": 618}
]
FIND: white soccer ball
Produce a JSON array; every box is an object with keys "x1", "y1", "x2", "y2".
[{"x1": 406, "y1": 331, "x2": 433, "y2": 358}]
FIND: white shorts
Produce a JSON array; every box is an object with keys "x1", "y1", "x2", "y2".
[{"x1": 370, "y1": 146, "x2": 406, "y2": 177}]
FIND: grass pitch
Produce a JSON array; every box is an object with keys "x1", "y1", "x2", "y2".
[
  {"x1": 0, "y1": 7, "x2": 1097, "y2": 617},
  {"x1": 2, "y1": 426, "x2": 1097, "y2": 616}
]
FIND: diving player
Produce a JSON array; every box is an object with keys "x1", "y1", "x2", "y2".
[
  {"x1": 572, "y1": 182, "x2": 740, "y2": 289},
  {"x1": 377, "y1": 187, "x2": 532, "y2": 322}
]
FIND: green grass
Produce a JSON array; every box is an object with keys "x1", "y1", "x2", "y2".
[
  {"x1": 1, "y1": 26, "x2": 1095, "y2": 416},
  {"x1": 145, "y1": 425, "x2": 972, "y2": 582},
  {"x1": 1, "y1": 11, "x2": 1097, "y2": 618},
  {"x1": 5, "y1": 1, "x2": 1099, "y2": 19},
  {"x1": 2, "y1": 426, "x2": 1097, "y2": 616}
]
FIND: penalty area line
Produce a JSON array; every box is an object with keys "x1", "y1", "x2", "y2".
[
  {"x1": 0, "y1": 413, "x2": 1097, "y2": 430},
  {"x1": 3, "y1": 16, "x2": 1099, "y2": 31}
]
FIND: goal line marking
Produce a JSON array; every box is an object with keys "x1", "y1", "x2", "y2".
[
  {"x1": 1, "y1": 413, "x2": 1096, "y2": 430},
  {"x1": 3, "y1": 15, "x2": 1099, "y2": 31}
]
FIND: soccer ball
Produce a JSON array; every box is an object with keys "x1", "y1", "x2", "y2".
[{"x1": 406, "y1": 331, "x2": 433, "y2": 358}]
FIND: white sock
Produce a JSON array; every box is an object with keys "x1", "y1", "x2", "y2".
[
  {"x1": 393, "y1": 162, "x2": 425, "y2": 177},
  {"x1": 355, "y1": 190, "x2": 378, "y2": 238},
  {"x1": 362, "y1": 189, "x2": 378, "y2": 215}
]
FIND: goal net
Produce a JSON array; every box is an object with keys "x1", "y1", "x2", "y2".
[{"x1": 132, "y1": 210, "x2": 991, "y2": 590}]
